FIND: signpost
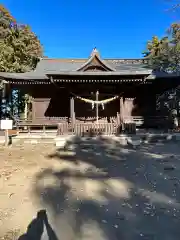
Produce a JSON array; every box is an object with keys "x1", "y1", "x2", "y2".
[{"x1": 0, "y1": 119, "x2": 13, "y2": 146}]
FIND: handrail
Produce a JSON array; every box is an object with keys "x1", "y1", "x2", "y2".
[{"x1": 15, "y1": 115, "x2": 170, "y2": 127}]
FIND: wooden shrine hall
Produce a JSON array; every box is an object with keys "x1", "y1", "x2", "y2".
[{"x1": 0, "y1": 48, "x2": 180, "y2": 134}]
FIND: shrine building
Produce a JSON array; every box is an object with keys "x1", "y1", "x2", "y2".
[{"x1": 0, "y1": 48, "x2": 179, "y2": 134}]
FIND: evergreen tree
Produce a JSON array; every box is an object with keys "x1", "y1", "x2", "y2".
[
  {"x1": 0, "y1": 5, "x2": 43, "y2": 73},
  {"x1": 144, "y1": 23, "x2": 180, "y2": 73},
  {"x1": 144, "y1": 23, "x2": 180, "y2": 126},
  {"x1": 0, "y1": 4, "x2": 43, "y2": 119},
  {"x1": 143, "y1": 36, "x2": 169, "y2": 71}
]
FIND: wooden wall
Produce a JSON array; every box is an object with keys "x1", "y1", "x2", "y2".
[{"x1": 27, "y1": 82, "x2": 156, "y2": 120}]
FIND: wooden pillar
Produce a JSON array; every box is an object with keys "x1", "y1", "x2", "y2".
[
  {"x1": 123, "y1": 98, "x2": 135, "y2": 122},
  {"x1": 1, "y1": 83, "x2": 7, "y2": 119},
  {"x1": 0, "y1": 81, "x2": 4, "y2": 119},
  {"x1": 9, "y1": 87, "x2": 13, "y2": 117},
  {"x1": 70, "y1": 97, "x2": 75, "y2": 126},
  {"x1": 5, "y1": 84, "x2": 12, "y2": 119},
  {"x1": 32, "y1": 99, "x2": 35, "y2": 122},
  {"x1": 96, "y1": 91, "x2": 99, "y2": 124},
  {"x1": 120, "y1": 97, "x2": 124, "y2": 129},
  {"x1": 17, "y1": 90, "x2": 20, "y2": 118}
]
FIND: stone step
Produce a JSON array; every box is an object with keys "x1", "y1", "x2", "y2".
[
  {"x1": 1, "y1": 132, "x2": 180, "y2": 147},
  {"x1": 54, "y1": 135, "x2": 77, "y2": 147},
  {"x1": 12, "y1": 138, "x2": 55, "y2": 145}
]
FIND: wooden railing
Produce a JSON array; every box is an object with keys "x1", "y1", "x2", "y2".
[
  {"x1": 15, "y1": 117, "x2": 68, "y2": 133},
  {"x1": 57, "y1": 123, "x2": 121, "y2": 136},
  {"x1": 15, "y1": 116, "x2": 169, "y2": 126},
  {"x1": 124, "y1": 116, "x2": 144, "y2": 125},
  {"x1": 57, "y1": 122, "x2": 137, "y2": 136},
  {"x1": 75, "y1": 117, "x2": 108, "y2": 123},
  {"x1": 16, "y1": 117, "x2": 68, "y2": 124},
  {"x1": 14, "y1": 115, "x2": 171, "y2": 135},
  {"x1": 123, "y1": 116, "x2": 169, "y2": 126}
]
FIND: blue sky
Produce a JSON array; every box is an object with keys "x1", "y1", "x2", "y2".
[{"x1": 2, "y1": 0, "x2": 179, "y2": 58}]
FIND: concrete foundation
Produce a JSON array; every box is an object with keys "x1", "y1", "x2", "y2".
[{"x1": 1, "y1": 132, "x2": 180, "y2": 147}]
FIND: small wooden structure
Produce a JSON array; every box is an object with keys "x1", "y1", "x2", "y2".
[{"x1": 0, "y1": 48, "x2": 179, "y2": 135}]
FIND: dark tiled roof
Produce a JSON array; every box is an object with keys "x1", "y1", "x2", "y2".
[
  {"x1": 1, "y1": 46, "x2": 180, "y2": 80},
  {"x1": 0, "y1": 58, "x2": 152, "y2": 80},
  {"x1": 8, "y1": 53, "x2": 180, "y2": 80},
  {"x1": 35, "y1": 59, "x2": 84, "y2": 73},
  {"x1": 34, "y1": 58, "x2": 150, "y2": 73}
]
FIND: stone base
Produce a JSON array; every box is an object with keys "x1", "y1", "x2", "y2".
[
  {"x1": 55, "y1": 139, "x2": 67, "y2": 147},
  {"x1": 54, "y1": 135, "x2": 75, "y2": 147},
  {"x1": 118, "y1": 135, "x2": 128, "y2": 146},
  {"x1": 2, "y1": 132, "x2": 180, "y2": 146},
  {"x1": 24, "y1": 139, "x2": 38, "y2": 144}
]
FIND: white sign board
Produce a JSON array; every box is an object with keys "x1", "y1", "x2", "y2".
[{"x1": 0, "y1": 120, "x2": 13, "y2": 130}]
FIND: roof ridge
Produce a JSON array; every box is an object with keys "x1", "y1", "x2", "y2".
[
  {"x1": 41, "y1": 58, "x2": 87, "y2": 60},
  {"x1": 76, "y1": 52, "x2": 116, "y2": 72},
  {"x1": 41, "y1": 57, "x2": 144, "y2": 60},
  {"x1": 105, "y1": 58, "x2": 144, "y2": 60},
  {"x1": 40, "y1": 58, "x2": 146, "y2": 64}
]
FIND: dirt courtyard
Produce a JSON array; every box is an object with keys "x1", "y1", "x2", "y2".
[{"x1": 0, "y1": 137, "x2": 180, "y2": 240}]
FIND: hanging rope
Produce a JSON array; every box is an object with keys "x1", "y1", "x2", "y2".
[
  {"x1": 75, "y1": 95, "x2": 119, "y2": 104},
  {"x1": 75, "y1": 95, "x2": 119, "y2": 109}
]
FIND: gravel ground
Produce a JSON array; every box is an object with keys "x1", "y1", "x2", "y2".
[{"x1": 0, "y1": 138, "x2": 180, "y2": 239}]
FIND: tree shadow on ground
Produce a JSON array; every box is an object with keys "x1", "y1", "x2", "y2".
[{"x1": 34, "y1": 135, "x2": 180, "y2": 240}]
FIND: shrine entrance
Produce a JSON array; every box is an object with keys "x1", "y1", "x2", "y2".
[
  {"x1": 56, "y1": 90, "x2": 137, "y2": 136},
  {"x1": 70, "y1": 90, "x2": 121, "y2": 124}
]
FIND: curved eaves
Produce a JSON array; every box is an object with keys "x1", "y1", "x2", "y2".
[{"x1": 76, "y1": 54, "x2": 116, "y2": 72}]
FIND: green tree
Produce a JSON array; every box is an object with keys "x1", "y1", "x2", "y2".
[
  {"x1": 167, "y1": 23, "x2": 180, "y2": 72},
  {"x1": 0, "y1": 5, "x2": 43, "y2": 72},
  {"x1": 143, "y1": 36, "x2": 169, "y2": 71},
  {"x1": 144, "y1": 23, "x2": 180, "y2": 127},
  {"x1": 0, "y1": 4, "x2": 43, "y2": 119},
  {"x1": 143, "y1": 23, "x2": 180, "y2": 73}
]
